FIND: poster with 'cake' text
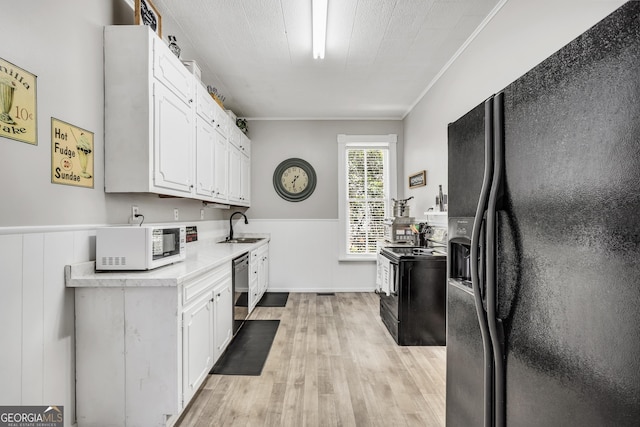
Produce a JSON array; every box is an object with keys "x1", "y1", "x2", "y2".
[{"x1": 0, "y1": 57, "x2": 37, "y2": 145}]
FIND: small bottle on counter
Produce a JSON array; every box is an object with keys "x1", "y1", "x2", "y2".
[{"x1": 438, "y1": 185, "x2": 444, "y2": 212}]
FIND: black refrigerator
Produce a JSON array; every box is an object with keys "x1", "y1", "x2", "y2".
[{"x1": 445, "y1": 2, "x2": 640, "y2": 426}]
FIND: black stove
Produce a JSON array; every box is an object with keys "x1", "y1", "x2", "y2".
[{"x1": 378, "y1": 241, "x2": 447, "y2": 346}]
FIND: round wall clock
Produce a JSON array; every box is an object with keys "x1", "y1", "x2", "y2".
[{"x1": 273, "y1": 158, "x2": 317, "y2": 202}]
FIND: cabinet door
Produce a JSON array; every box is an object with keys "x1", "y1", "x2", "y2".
[
  {"x1": 261, "y1": 247, "x2": 269, "y2": 293},
  {"x1": 213, "y1": 132, "x2": 229, "y2": 202},
  {"x1": 153, "y1": 82, "x2": 194, "y2": 194},
  {"x1": 182, "y1": 292, "x2": 213, "y2": 405},
  {"x1": 153, "y1": 37, "x2": 193, "y2": 102},
  {"x1": 228, "y1": 146, "x2": 242, "y2": 203},
  {"x1": 212, "y1": 103, "x2": 229, "y2": 137},
  {"x1": 195, "y1": 116, "x2": 215, "y2": 200},
  {"x1": 240, "y1": 153, "x2": 250, "y2": 206},
  {"x1": 213, "y1": 275, "x2": 233, "y2": 361},
  {"x1": 195, "y1": 83, "x2": 215, "y2": 122}
]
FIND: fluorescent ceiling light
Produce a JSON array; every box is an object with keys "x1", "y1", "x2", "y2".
[{"x1": 312, "y1": 0, "x2": 328, "y2": 59}]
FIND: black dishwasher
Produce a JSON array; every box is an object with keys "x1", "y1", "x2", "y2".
[
  {"x1": 379, "y1": 247, "x2": 447, "y2": 345},
  {"x1": 232, "y1": 252, "x2": 249, "y2": 335}
]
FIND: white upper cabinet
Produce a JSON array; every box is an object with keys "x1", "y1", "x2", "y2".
[
  {"x1": 153, "y1": 81, "x2": 194, "y2": 193},
  {"x1": 212, "y1": 131, "x2": 229, "y2": 202},
  {"x1": 228, "y1": 127, "x2": 250, "y2": 206},
  {"x1": 104, "y1": 25, "x2": 195, "y2": 197},
  {"x1": 104, "y1": 25, "x2": 250, "y2": 206},
  {"x1": 195, "y1": 114, "x2": 216, "y2": 198}
]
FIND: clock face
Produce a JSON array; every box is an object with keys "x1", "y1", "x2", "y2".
[
  {"x1": 280, "y1": 166, "x2": 309, "y2": 194},
  {"x1": 273, "y1": 158, "x2": 316, "y2": 202}
]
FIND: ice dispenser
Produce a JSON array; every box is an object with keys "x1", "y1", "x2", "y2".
[{"x1": 448, "y1": 218, "x2": 474, "y2": 287}]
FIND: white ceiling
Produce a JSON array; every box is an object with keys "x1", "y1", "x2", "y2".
[{"x1": 154, "y1": 0, "x2": 503, "y2": 119}]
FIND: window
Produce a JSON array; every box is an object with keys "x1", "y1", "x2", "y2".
[{"x1": 338, "y1": 134, "x2": 397, "y2": 260}]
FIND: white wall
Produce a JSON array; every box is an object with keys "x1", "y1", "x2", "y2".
[
  {"x1": 0, "y1": 2, "x2": 226, "y2": 425},
  {"x1": 0, "y1": 0, "x2": 225, "y2": 227},
  {"x1": 403, "y1": 0, "x2": 627, "y2": 217},
  {"x1": 242, "y1": 219, "x2": 376, "y2": 292},
  {"x1": 247, "y1": 119, "x2": 404, "y2": 219},
  {"x1": 243, "y1": 119, "x2": 403, "y2": 292}
]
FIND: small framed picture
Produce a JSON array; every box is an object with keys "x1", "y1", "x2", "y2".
[
  {"x1": 409, "y1": 170, "x2": 426, "y2": 188},
  {"x1": 135, "y1": 0, "x2": 162, "y2": 37}
]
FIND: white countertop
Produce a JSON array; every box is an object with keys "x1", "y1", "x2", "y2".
[{"x1": 65, "y1": 234, "x2": 270, "y2": 288}]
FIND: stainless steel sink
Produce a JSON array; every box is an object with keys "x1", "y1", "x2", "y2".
[{"x1": 220, "y1": 237, "x2": 265, "y2": 244}]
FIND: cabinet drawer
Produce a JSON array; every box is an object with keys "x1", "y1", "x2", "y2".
[
  {"x1": 153, "y1": 38, "x2": 193, "y2": 103},
  {"x1": 182, "y1": 263, "x2": 231, "y2": 306}
]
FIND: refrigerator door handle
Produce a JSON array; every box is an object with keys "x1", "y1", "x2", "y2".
[
  {"x1": 471, "y1": 96, "x2": 496, "y2": 427},
  {"x1": 487, "y1": 91, "x2": 506, "y2": 427}
]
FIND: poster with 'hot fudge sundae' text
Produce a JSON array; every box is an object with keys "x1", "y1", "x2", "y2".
[
  {"x1": 51, "y1": 118, "x2": 94, "y2": 188},
  {"x1": 0, "y1": 57, "x2": 37, "y2": 145}
]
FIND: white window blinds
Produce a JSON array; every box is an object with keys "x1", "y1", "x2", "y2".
[
  {"x1": 337, "y1": 134, "x2": 397, "y2": 261},
  {"x1": 346, "y1": 147, "x2": 387, "y2": 254}
]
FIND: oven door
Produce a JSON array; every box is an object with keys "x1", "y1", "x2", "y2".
[{"x1": 379, "y1": 255, "x2": 400, "y2": 343}]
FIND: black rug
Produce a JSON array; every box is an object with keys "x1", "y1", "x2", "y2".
[
  {"x1": 210, "y1": 320, "x2": 280, "y2": 376},
  {"x1": 235, "y1": 292, "x2": 289, "y2": 308},
  {"x1": 257, "y1": 292, "x2": 289, "y2": 307},
  {"x1": 235, "y1": 292, "x2": 248, "y2": 307}
]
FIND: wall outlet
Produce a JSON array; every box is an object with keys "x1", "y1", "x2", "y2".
[
  {"x1": 200, "y1": 209, "x2": 205, "y2": 220},
  {"x1": 131, "y1": 205, "x2": 139, "y2": 222},
  {"x1": 174, "y1": 208, "x2": 179, "y2": 221}
]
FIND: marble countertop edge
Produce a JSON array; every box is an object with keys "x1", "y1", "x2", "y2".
[{"x1": 65, "y1": 234, "x2": 270, "y2": 288}]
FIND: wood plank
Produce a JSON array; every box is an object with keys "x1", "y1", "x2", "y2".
[{"x1": 177, "y1": 292, "x2": 446, "y2": 427}]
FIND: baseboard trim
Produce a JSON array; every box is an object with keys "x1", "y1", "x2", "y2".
[{"x1": 266, "y1": 287, "x2": 376, "y2": 293}]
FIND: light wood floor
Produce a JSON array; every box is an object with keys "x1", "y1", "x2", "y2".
[{"x1": 177, "y1": 292, "x2": 446, "y2": 427}]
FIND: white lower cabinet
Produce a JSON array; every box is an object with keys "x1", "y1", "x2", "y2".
[
  {"x1": 182, "y1": 291, "x2": 214, "y2": 405},
  {"x1": 74, "y1": 262, "x2": 232, "y2": 427},
  {"x1": 213, "y1": 275, "x2": 233, "y2": 360},
  {"x1": 249, "y1": 243, "x2": 269, "y2": 312}
]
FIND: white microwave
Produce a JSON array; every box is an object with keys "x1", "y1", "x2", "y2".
[{"x1": 96, "y1": 225, "x2": 186, "y2": 271}]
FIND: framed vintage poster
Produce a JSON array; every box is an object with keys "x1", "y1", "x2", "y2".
[
  {"x1": 409, "y1": 170, "x2": 426, "y2": 188},
  {"x1": 135, "y1": 0, "x2": 162, "y2": 37},
  {"x1": 51, "y1": 118, "x2": 94, "y2": 188},
  {"x1": 0, "y1": 57, "x2": 37, "y2": 145}
]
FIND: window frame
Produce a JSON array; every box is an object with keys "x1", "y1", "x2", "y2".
[{"x1": 337, "y1": 134, "x2": 397, "y2": 261}]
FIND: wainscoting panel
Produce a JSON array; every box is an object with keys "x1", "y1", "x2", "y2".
[
  {"x1": 242, "y1": 219, "x2": 377, "y2": 292},
  {"x1": 0, "y1": 234, "x2": 24, "y2": 404},
  {"x1": 0, "y1": 228, "x2": 93, "y2": 426},
  {"x1": 22, "y1": 233, "x2": 45, "y2": 404}
]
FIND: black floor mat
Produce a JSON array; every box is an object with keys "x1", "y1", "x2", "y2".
[
  {"x1": 235, "y1": 292, "x2": 248, "y2": 307},
  {"x1": 210, "y1": 320, "x2": 280, "y2": 376},
  {"x1": 257, "y1": 292, "x2": 289, "y2": 307},
  {"x1": 235, "y1": 292, "x2": 289, "y2": 308}
]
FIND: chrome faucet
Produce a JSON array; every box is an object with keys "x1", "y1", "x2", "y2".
[{"x1": 228, "y1": 211, "x2": 248, "y2": 241}]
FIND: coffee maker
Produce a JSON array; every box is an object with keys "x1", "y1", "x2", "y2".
[{"x1": 383, "y1": 197, "x2": 415, "y2": 243}]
